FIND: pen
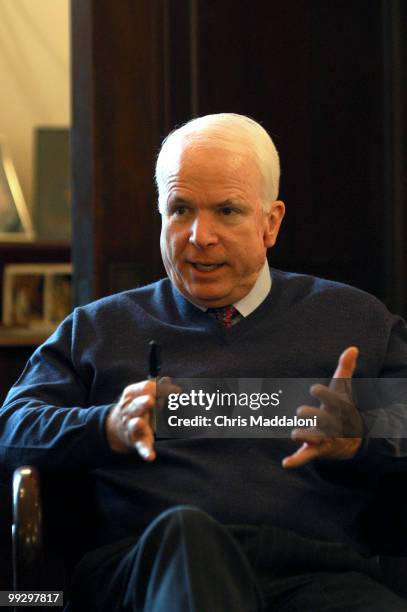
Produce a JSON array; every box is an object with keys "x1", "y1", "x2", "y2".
[{"x1": 148, "y1": 340, "x2": 161, "y2": 432}]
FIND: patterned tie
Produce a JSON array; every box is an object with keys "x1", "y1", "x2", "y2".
[{"x1": 208, "y1": 305, "x2": 239, "y2": 328}]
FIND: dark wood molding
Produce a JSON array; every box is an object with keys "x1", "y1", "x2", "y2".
[{"x1": 70, "y1": 0, "x2": 94, "y2": 306}]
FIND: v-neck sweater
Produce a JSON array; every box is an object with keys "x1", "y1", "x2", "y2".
[{"x1": 2, "y1": 267, "x2": 407, "y2": 554}]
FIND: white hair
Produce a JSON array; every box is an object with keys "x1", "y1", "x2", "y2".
[{"x1": 155, "y1": 113, "x2": 280, "y2": 213}]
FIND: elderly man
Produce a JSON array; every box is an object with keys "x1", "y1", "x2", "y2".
[{"x1": 2, "y1": 113, "x2": 407, "y2": 611}]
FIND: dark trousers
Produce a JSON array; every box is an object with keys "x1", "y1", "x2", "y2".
[{"x1": 69, "y1": 506, "x2": 407, "y2": 612}]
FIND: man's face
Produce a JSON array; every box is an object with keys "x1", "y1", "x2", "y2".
[{"x1": 159, "y1": 143, "x2": 284, "y2": 308}]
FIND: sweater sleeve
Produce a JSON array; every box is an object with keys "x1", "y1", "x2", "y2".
[
  {"x1": 352, "y1": 315, "x2": 407, "y2": 474},
  {"x1": 0, "y1": 312, "x2": 116, "y2": 472}
]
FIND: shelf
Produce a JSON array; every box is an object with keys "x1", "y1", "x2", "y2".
[{"x1": 0, "y1": 326, "x2": 53, "y2": 346}]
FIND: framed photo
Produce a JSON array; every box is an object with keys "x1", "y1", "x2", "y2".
[
  {"x1": 0, "y1": 136, "x2": 34, "y2": 241},
  {"x1": 34, "y1": 128, "x2": 71, "y2": 243},
  {"x1": 2, "y1": 263, "x2": 72, "y2": 330}
]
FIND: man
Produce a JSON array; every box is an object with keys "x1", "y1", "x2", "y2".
[{"x1": 2, "y1": 113, "x2": 407, "y2": 611}]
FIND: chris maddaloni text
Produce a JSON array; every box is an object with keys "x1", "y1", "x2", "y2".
[{"x1": 167, "y1": 415, "x2": 318, "y2": 428}]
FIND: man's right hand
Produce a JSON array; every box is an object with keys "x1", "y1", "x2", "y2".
[{"x1": 105, "y1": 380, "x2": 158, "y2": 461}]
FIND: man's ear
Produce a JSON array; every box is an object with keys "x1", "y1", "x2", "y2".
[{"x1": 263, "y1": 200, "x2": 285, "y2": 248}]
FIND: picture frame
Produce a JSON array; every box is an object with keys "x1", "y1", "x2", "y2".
[
  {"x1": 0, "y1": 135, "x2": 35, "y2": 242},
  {"x1": 34, "y1": 128, "x2": 71, "y2": 243},
  {"x1": 2, "y1": 263, "x2": 72, "y2": 331}
]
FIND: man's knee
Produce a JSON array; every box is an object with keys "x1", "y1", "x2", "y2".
[{"x1": 148, "y1": 504, "x2": 218, "y2": 538}]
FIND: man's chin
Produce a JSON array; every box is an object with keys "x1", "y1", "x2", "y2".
[
  {"x1": 180, "y1": 285, "x2": 231, "y2": 309},
  {"x1": 190, "y1": 293, "x2": 238, "y2": 309}
]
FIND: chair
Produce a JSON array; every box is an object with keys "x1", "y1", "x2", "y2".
[
  {"x1": 12, "y1": 467, "x2": 43, "y2": 591},
  {"x1": 10, "y1": 465, "x2": 95, "y2": 611},
  {"x1": 9, "y1": 466, "x2": 407, "y2": 607}
]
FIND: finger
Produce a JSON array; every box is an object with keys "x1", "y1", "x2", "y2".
[
  {"x1": 331, "y1": 346, "x2": 358, "y2": 382},
  {"x1": 309, "y1": 385, "x2": 353, "y2": 409},
  {"x1": 295, "y1": 407, "x2": 337, "y2": 436},
  {"x1": 157, "y1": 376, "x2": 180, "y2": 391},
  {"x1": 156, "y1": 379, "x2": 182, "y2": 405},
  {"x1": 124, "y1": 394, "x2": 155, "y2": 417},
  {"x1": 127, "y1": 416, "x2": 148, "y2": 435},
  {"x1": 282, "y1": 442, "x2": 324, "y2": 469},
  {"x1": 126, "y1": 418, "x2": 156, "y2": 460},
  {"x1": 329, "y1": 346, "x2": 358, "y2": 396},
  {"x1": 291, "y1": 427, "x2": 326, "y2": 444},
  {"x1": 121, "y1": 380, "x2": 158, "y2": 403},
  {"x1": 134, "y1": 440, "x2": 156, "y2": 462},
  {"x1": 296, "y1": 404, "x2": 330, "y2": 424},
  {"x1": 158, "y1": 376, "x2": 171, "y2": 383},
  {"x1": 127, "y1": 416, "x2": 155, "y2": 444}
]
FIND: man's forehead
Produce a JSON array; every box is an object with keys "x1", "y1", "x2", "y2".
[
  {"x1": 158, "y1": 137, "x2": 266, "y2": 209},
  {"x1": 164, "y1": 140, "x2": 260, "y2": 178}
]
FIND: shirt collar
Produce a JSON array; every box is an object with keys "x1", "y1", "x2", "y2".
[
  {"x1": 233, "y1": 259, "x2": 271, "y2": 317},
  {"x1": 187, "y1": 259, "x2": 272, "y2": 317}
]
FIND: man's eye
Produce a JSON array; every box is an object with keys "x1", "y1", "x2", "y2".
[
  {"x1": 220, "y1": 207, "x2": 237, "y2": 216},
  {"x1": 172, "y1": 206, "x2": 188, "y2": 216}
]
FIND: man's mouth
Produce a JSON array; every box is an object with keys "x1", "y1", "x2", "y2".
[{"x1": 189, "y1": 262, "x2": 224, "y2": 272}]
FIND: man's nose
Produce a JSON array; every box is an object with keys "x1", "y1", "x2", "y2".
[{"x1": 189, "y1": 214, "x2": 219, "y2": 248}]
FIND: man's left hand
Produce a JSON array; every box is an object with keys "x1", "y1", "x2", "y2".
[{"x1": 282, "y1": 346, "x2": 363, "y2": 468}]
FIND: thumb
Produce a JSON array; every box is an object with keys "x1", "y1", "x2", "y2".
[
  {"x1": 332, "y1": 346, "x2": 358, "y2": 380},
  {"x1": 282, "y1": 442, "x2": 324, "y2": 469},
  {"x1": 330, "y1": 346, "x2": 358, "y2": 395}
]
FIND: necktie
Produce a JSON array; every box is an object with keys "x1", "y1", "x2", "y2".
[{"x1": 208, "y1": 305, "x2": 239, "y2": 328}]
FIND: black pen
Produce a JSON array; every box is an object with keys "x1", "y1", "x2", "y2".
[{"x1": 148, "y1": 340, "x2": 161, "y2": 432}]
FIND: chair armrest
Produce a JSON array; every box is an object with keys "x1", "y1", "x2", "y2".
[{"x1": 12, "y1": 466, "x2": 44, "y2": 590}]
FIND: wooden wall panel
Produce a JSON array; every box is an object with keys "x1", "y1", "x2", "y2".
[
  {"x1": 71, "y1": 0, "x2": 169, "y2": 303},
  {"x1": 196, "y1": 0, "x2": 386, "y2": 295}
]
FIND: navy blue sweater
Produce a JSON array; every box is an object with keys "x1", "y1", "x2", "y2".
[{"x1": 2, "y1": 269, "x2": 407, "y2": 553}]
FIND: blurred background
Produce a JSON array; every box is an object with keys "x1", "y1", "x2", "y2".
[{"x1": 0, "y1": 0, "x2": 69, "y2": 211}]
